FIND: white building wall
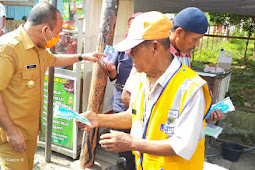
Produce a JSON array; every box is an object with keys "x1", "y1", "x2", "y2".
[{"x1": 84, "y1": 0, "x2": 134, "y2": 53}]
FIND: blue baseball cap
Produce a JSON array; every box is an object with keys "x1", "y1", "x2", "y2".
[{"x1": 174, "y1": 7, "x2": 208, "y2": 34}]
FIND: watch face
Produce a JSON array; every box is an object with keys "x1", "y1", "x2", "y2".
[{"x1": 78, "y1": 54, "x2": 83, "y2": 61}]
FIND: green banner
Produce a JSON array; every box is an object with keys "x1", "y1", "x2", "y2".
[
  {"x1": 39, "y1": 74, "x2": 76, "y2": 150},
  {"x1": 63, "y1": 0, "x2": 70, "y2": 21}
]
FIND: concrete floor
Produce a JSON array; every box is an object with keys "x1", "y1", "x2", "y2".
[
  {"x1": 1, "y1": 139, "x2": 254, "y2": 170},
  {"x1": 205, "y1": 138, "x2": 255, "y2": 170},
  {"x1": 30, "y1": 139, "x2": 255, "y2": 170}
]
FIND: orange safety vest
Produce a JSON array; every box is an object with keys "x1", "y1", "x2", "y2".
[{"x1": 131, "y1": 64, "x2": 212, "y2": 170}]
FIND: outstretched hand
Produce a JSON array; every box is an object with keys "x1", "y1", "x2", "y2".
[
  {"x1": 99, "y1": 130, "x2": 133, "y2": 152},
  {"x1": 76, "y1": 110, "x2": 98, "y2": 130},
  {"x1": 83, "y1": 52, "x2": 106, "y2": 63}
]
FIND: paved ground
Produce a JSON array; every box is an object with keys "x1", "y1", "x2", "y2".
[
  {"x1": 1, "y1": 138, "x2": 253, "y2": 170},
  {"x1": 30, "y1": 138, "x2": 255, "y2": 170},
  {"x1": 205, "y1": 138, "x2": 255, "y2": 170}
]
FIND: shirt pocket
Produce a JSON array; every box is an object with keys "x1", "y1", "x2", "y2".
[
  {"x1": 145, "y1": 156, "x2": 164, "y2": 170},
  {"x1": 22, "y1": 71, "x2": 33, "y2": 79},
  {"x1": 22, "y1": 69, "x2": 40, "y2": 81},
  {"x1": 21, "y1": 70, "x2": 39, "y2": 95}
]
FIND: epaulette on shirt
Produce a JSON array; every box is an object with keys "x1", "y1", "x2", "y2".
[{"x1": 0, "y1": 54, "x2": 14, "y2": 63}]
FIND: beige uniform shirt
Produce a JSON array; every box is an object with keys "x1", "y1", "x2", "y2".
[{"x1": 0, "y1": 25, "x2": 56, "y2": 141}]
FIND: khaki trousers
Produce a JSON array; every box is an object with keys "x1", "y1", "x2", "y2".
[{"x1": 0, "y1": 138, "x2": 37, "y2": 170}]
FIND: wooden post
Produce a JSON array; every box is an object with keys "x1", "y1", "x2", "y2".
[
  {"x1": 243, "y1": 24, "x2": 252, "y2": 65},
  {"x1": 79, "y1": 0, "x2": 119, "y2": 168},
  {"x1": 216, "y1": 25, "x2": 219, "y2": 45},
  {"x1": 45, "y1": 0, "x2": 57, "y2": 163},
  {"x1": 45, "y1": 68, "x2": 54, "y2": 163},
  {"x1": 206, "y1": 25, "x2": 210, "y2": 50},
  {"x1": 212, "y1": 34, "x2": 215, "y2": 50}
]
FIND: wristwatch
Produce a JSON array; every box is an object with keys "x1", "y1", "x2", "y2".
[{"x1": 78, "y1": 53, "x2": 83, "y2": 61}]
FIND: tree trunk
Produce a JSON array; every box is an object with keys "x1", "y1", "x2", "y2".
[
  {"x1": 252, "y1": 17, "x2": 255, "y2": 57},
  {"x1": 244, "y1": 25, "x2": 252, "y2": 65}
]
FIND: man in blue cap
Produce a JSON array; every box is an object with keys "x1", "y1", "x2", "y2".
[
  {"x1": 169, "y1": 7, "x2": 224, "y2": 121},
  {"x1": 170, "y1": 7, "x2": 206, "y2": 68}
]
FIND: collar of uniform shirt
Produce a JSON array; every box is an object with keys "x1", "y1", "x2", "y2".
[
  {"x1": 19, "y1": 25, "x2": 36, "y2": 50},
  {"x1": 147, "y1": 55, "x2": 181, "y2": 91}
]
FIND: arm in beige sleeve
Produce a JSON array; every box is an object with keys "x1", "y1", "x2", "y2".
[
  {"x1": 52, "y1": 52, "x2": 105, "y2": 67},
  {"x1": 0, "y1": 92, "x2": 16, "y2": 138},
  {"x1": 0, "y1": 92, "x2": 27, "y2": 153}
]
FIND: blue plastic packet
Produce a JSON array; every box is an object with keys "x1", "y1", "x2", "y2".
[
  {"x1": 205, "y1": 97, "x2": 235, "y2": 119},
  {"x1": 101, "y1": 45, "x2": 115, "y2": 64},
  {"x1": 54, "y1": 102, "x2": 92, "y2": 126}
]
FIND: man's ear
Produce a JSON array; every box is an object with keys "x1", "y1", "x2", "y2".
[
  {"x1": 153, "y1": 40, "x2": 160, "y2": 54},
  {"x1": 175, "y1": 28, "x2": 185, "y2": 38},
  {"x1": 41, "y1": 25, "x2": 49, "y2": 39},
  {"x1": 41, "y1": 25, "x2": 49, "y2": 34}
]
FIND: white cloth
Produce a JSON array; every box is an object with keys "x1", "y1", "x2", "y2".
[
  {"x1": 0, "y1": 3, "x2": 6, "y2": 33},
  {"x1": 203, "y1": 162, "x2": 228, "y2": 170},
  {"x1": 123, "y1": 66, "x2": 138, "y2": 92},
  {"x1": 128, "y1": 56, "x2": 206, "y2": 161}
]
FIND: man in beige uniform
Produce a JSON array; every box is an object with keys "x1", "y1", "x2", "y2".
[{"x1": 0, "y1": 2, "x2": 104, "y2": 170}]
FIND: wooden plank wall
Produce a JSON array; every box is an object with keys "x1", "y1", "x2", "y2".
[
  {"x1": 5, "y1": 6, "x2": 31, "y2": 20},
  {"x1": 3, "y1": 0, "x2": 63, "y2": 21},
  {"x1": 5, "y1": 20, "x2": 25, "y2": 33}
]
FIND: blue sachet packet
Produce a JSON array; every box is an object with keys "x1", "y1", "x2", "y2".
[
  {"x1": 205, "y1": 97, "x2": 235, "y2": 119},
  {"x1": 54, "y1": 102, "x2": 92, "y2": 126},
  {"x1": 101, "y1": 45, "x2": 115, "y2": 64}
]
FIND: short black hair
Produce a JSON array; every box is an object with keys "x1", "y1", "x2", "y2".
[
  {"x1": 22, "y1": 16, "x2": 27, "y2": 22},
  {"x1": 171, "y1": 24, "x2": 180, "y2": 31},
  {"x1": 171, "y1": 24, "x2": 190, "y2": 36},
  {"x1": 27, "y1": 2, "x2": 60, "y2": 30},
  {"x1": 143, "y1": 38, "x2": 170, "y2": 50}
]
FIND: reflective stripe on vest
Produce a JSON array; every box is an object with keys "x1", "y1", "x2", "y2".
[{"x1": 132, "y1": 64, "x2": 212, "y2": 170}]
